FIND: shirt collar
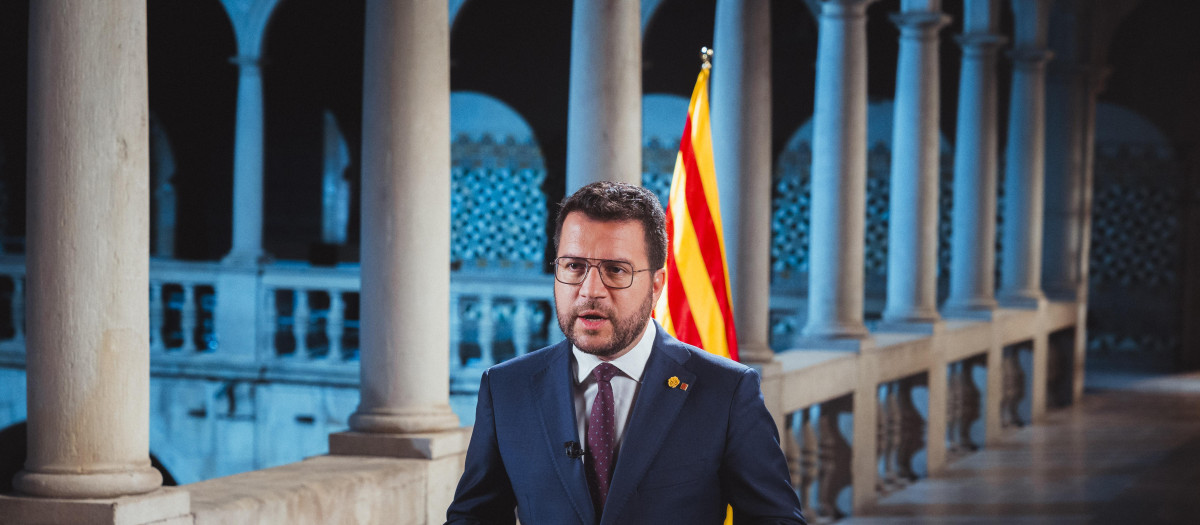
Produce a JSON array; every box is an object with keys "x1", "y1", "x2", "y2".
[{"x1": 572, "y1": 319, "x2": 656, "y2": 385}]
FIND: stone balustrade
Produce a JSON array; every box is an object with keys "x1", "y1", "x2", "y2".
[{"x1": 0, "y1": 253, "x2": 1084, "y2": 520}]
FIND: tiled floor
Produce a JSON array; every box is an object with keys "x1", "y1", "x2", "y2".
[{"x1": 839, "y1": 371, "x2": 1200, "y2": 525}]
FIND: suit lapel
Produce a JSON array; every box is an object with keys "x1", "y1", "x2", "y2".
[
  {"x1": 532, "y1": 342, "x2": 596, "y2": 525},
  {"x1": 601, "y1": 330, "x2": 695, "y2": 523}
]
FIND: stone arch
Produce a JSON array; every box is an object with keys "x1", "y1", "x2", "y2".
[
  {"x1": 261, "y1": 0, "x2": 366, "y2": 261},
  {"x1": 450, "y1": 92, "x2": 548, "y2": 272},
  {"x1": 148, "y1": 0, "x2": 239, "y2": 260},
  {"x1": 451, "y1": 0, "x2": 573, "y2": 264},
  {"x1": 1086, "y1": 102, "x2": 1182, "y2": 370}
]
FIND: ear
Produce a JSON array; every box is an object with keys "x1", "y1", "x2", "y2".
[{"x1": 651, "y1": 267, "x2": 666, "y2": 300}]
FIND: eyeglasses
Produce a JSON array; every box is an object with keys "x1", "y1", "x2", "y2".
[{"x1": 553, "y1": 257, "x2": 654, "y2": 289}]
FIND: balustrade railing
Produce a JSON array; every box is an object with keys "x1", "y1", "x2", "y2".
[
  {"x1": 947, "y1": 355, "x2": 984, "y2": 455},
  {"x1": 785, "y1": 397, "x2": 853, "y2": 523},
  {"x1": 0, "y1": 254, "x2": 1085, "y2": 521}
]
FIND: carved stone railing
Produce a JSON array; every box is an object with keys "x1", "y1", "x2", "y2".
[
  {"x1": 946, "y1": 355, "x2": 984, "y2": 456},
  {"x1": 785, "y1": 397, "x2": 852, "y2": 523},
  {"x1": 762, "y1": 301, "x2": 1080, "y2": 520},
  {"x1": 0, "y1": 254, "x2": 1085, "y2": 522}
]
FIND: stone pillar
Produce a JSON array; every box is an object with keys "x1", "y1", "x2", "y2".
[
  {"x1": 16, "y1": 0, "x2": 160, "y2": 499},
  {"x1": 344, "y1": 0, "x2": 459, "y2": 436},
  {"x1": 565, "y1": 0, "x2": 641, "y2": 192},
  {"x1": 331, "y1": 2, "x2": 465, "y2": 519},
  {"x1": 1041, "y1": 1, "x2": 1092, "y2": 301},
  {"x1": 224, "y1": 55, "x2": 267, "y2": 265},
  {"x1": 997, "y1": 0, "x2": 1054, "y2": 308},
  {"x1": 803, "y1": 0, "x2": 876, "y2": 342},
  {"x1": 945, "y1": 0, "x2": 1006, "y2": 318},
  {"x1": 712, "y1": 0, "x2": 774, "y2": 362},
  {"x1": 881, "y1": 0, "x2": 950, "y2": 327},
  {"x1": 1, "y1": 2, "x2": 189, "y2": 522}
]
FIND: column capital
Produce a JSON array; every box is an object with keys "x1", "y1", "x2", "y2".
[
  {"x1": 819, "y1": 0, "x2": 878, "y2": 19},
  {"x1": 890, "y1": 11, "x2": 951, "y2": 37}
]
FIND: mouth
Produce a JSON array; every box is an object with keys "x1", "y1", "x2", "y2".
[{"x1": 575, "y1": 309, "x2": 609, "y2": 330}]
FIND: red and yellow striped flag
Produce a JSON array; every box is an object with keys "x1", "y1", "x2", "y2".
[{"x1": 653, "y1": 58, "x2": 738, "y2": 363}]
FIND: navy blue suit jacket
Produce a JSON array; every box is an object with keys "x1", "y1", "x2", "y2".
[{"x1": 446, "y1": 324, "x2": 807, "y2": 524}]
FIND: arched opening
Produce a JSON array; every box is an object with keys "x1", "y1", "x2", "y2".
[
  {"x1": 148, "y1": 0, "x2": 239, "y2": 261},
  {"x1": 449, "y1": 92, "x2": 547, "y2": 273},
  {"x1": 262, "y1": 0, "x2": 366, "y2": 263},
  {"x1": 451, "y1": 0, "x2": 573, "y2": 264}
]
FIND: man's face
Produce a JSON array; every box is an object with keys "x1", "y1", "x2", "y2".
[{"x1": 554, "y1": 211, "x2": 666, "y2": 361}]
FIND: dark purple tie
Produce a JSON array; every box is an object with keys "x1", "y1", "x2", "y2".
[{"x1": 586, "y1": 363, "x2": 620, "y2": 514}]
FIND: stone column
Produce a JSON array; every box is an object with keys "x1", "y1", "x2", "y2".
[
  {"x1": 712, "y1": 0, "x2": 774, "y2": 362},
  {"x1": 881, "y1": 0, "x2": 949, "y2": 327},
  {"x1": 565, "y1": 0, "x2": 641, "y2": 192},
  {"x1": 2, "y1": 2, "x2": 188, "y2": 521},
  {"x1": 997, "y1": 0, "x2": 1054, "y2": 308},
  {"x1": 944, "y1": 0, "x2": 1005, "y2": 318},
  {"x1": 223, "y1": 55, "x2": 267, "y2": 265},
  {"x1": 803, "y1": 0, "x2": 876, "y2": 342},
  {"x1": 16, "y1": 0, "x2": 160, "y2": 499},
  {"x1": 344, "y1": 0, "x2": 460, "y2": 436},
  {"x1": 218, "y1": 0, "x2": 282, "y2": 265},
  {"x1": 1042, "y1": 1, "x2": 1091, "y2": 301}
]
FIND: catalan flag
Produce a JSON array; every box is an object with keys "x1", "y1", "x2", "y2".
[{"x1": 653, "y1": 52, "x2": 739, "y2": 363}]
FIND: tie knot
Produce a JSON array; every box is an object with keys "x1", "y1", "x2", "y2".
[{"x1": 591, "y1": 362, "x2": 620, "y2": 383}]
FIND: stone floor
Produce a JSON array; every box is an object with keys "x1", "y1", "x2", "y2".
[{"x1": 840, "y1": 371, "x2": 1200, "y2": 525}]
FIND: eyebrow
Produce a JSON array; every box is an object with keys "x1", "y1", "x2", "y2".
[{"x1": 560, "y1": 255, "x2": 634, "y2": 265}]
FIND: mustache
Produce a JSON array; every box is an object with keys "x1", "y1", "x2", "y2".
[{"x1": 571, "y1": 299, "x2": 612, "y2": 317}]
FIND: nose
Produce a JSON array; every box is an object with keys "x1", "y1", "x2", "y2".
[{"x1": 578, "y1": 265, "x2": 609, "y2": 298}]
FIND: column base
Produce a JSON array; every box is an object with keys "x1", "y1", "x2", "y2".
[
  {"x1": 801, "y1": 320, "x2": 870, "y2": 341},
  {"x1": 348, "y1": 405, "x2": 461, "y2": 435},
  {"x1": 0, "y1": 487, "x2": 189, "y2": 525},
  {"x1": 791, "y1": 334, "x2": 875, "y2": 352},
  {"x1": 997, "y1": 289, "x2": 1046, "y2": 309},
  {"x1": 12, "y1": 466, "x2": 163, "y2": 500},
  {"x1": 329, "y1": 428, "x2": 469, "y2": 460},
  {"x1": 874, "y1": 318, "x2": 944, "y2": 335},
  {"x1": 942, "y1": 297, "x2": 999, "y2": 321},
  {"x1": 881, "y1": 306, "x2": 941, "y2": 327},
  {"x1": 328, "y1": 428, "x2": 470, "y2": 525},
  {"x1": 736, "y1": 340, "x2": 775, "y2": 364}
]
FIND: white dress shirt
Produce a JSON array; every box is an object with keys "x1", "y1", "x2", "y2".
[{"x1": 571, "y1": 319, "x2": 656, "y2": 455}]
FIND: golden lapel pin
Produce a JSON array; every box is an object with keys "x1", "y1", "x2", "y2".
[{"x1": 667, "y1": 376, "x2": 680, "y2": 389}]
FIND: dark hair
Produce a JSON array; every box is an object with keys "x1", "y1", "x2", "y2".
[{"x1": 554, "y1": 181, "x2": 668, "y2": 270}]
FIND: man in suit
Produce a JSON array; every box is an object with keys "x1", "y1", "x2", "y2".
[{"x1": 447, "y1": 182, "x2": 806, "y2": 524}]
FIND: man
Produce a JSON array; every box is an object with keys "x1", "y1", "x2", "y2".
[{"x1": 447, "y1": 182, "x2": 806, "y2": 524}]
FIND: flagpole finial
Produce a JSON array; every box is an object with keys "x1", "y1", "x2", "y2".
[{"x1": 700, "y1": 47, "x2": 713, "y2": 70}]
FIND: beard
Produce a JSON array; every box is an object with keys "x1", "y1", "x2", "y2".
[{"x1": 557, "y1": 290, "x2": 655, "y2": 358}]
